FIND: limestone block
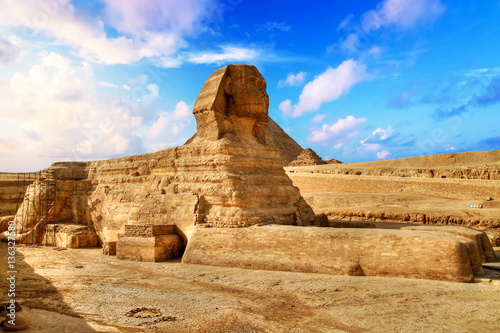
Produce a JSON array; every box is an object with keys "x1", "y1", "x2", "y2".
[
  {"x1": 44, "y1": 223, "x2": 99, "y2": 248},
  {"x1": 402, "y1": 225, "x2": 496, "y2": 262},
  {"x1": 124, "y1": 224, "x2": 175, "y2": 237},
  {"x1": 183, "y1": 225, "x2": 477, "y2": 282},
  {"x1": 116, "y1": 234, "x2": 183, "y2": 262},
  {"x1": 102, "y1": 241, "x2": 117, "y2": 255}
]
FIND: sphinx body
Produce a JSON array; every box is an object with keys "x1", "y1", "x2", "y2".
[{"x1": 10, "y1": 65, "x2": 316, "y2": 245}]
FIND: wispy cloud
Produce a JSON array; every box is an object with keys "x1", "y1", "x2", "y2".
[
  {"x1": 257, "y1": 22, "x2": 291, "y2": 32},
  {"x1": 339, "y1": 33, "x2": 360, "y2": 55},
  {"x1": 278, "y1": 72, "x2": 307, "y2": 87},
  {"x1": 280, "y1": 60, "x2": 368, "y2": 118},
  {"x1": 99, "y1": 81, "x2": 118, "y2": 88},
  {"x1": 187, "y1": 45, "x2": 260, "y2": 64},
  {"x1": 334, "y1": 0, "x2": 445, "y2": 59},
  {"x1": 311, "y1": 114, "x2": 326, "y2": 123},
  {"x1": 362, "y1": 0, "x2": 446, "y2": 31},
  {"x1": 433, "y1": 77, "x2": 500, "y2": 119}
]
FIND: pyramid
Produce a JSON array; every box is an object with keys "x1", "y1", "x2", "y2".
[{"x1": 288, "y1": 148, "x2": 327, "y2": 167}]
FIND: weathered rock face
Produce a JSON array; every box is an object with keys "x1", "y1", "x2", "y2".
[
  {"x1": 10, "y1": 64, "x2": 316, "y2": 246},
  {"x1": 289, "y1": 148, "x2": 327, "y2": 167}
]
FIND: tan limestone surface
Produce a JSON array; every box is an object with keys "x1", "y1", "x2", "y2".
[
  {"x1": 183, "y1": 225, "x2": 480, "y2": 282},
  {"x1": 1, "y1": 243, "x2": 499, "y2": 332}
]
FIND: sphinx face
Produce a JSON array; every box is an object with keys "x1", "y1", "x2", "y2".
[{"x1": 227, "y1": 67, "x2": 269, "y2": 119}]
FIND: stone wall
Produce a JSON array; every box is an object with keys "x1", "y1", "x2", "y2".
[{"x1": 182, "y1": 225, "x2": 480, "y2": 282}]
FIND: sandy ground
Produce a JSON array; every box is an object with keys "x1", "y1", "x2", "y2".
[{"x1": 1, "y1": 243, "x2": 500, "y2": 333}]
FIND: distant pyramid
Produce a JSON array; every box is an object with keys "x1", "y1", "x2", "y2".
[
  {"x1": 326, "y1": 158, "x2": 343, "y2": 164},
  {"x1": 288, "y1": 148, "x2": 327, "y2": 167},
  {"x1": 265, "y1": 118, "x2": 303, "y2": 166}
]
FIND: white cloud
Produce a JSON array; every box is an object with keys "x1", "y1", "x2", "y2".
[
  {"x1": 282, "y1": 60, "x2": 368, "y2": 118},
  {"x1": 377, "y1": 150, "x2": 390, "y2": 159},
  {"x1": 99, "y1": 81, "x2": 118, "y2": 88},
  {"x1": 307, "y1": 115, "x2": 367, "y2": 146},
  {"x1": 187, "y1": 45, "x2": 260, "y2": 64},
  {"x1": 172, "y1": 101, "x2": 190, "y2": 119},
  {"x1": 360, "y1": 126, "x2": 394, "y2": 151},
  {"x1": 148, "y1": 111, "x2": 170, "y2": 140},
  {"x1": 278, "y1": 72, "x2": 307, "y2": 87},
  {"x1": 373, "y1": 126, "x2": 394, "y2": 140},
  {"x1": 362, "y1": 0, "x2": 445, "y2": 31},
  {"x1": 0, "y1": 0, "x2": 218, "y2": 65},
  {"x1": 147, "y1": 101, "x2": 191, "y2": 139},
  {"x1": 338, "y1": 14, "x2": 355, "y2": 31},
  {"x1": 278, "y1": 99, "x2": 293, "y2": 115},
  {"x1": 0, "y1": 52, "x2": 161, "y2": 170}
]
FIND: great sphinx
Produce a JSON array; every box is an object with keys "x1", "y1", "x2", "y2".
[{"x1": 8, "y1": 64, "x2": 315, "y2": 248}]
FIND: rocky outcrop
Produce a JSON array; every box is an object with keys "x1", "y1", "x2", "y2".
[{"x1": 289, "y1": 148, "x2": 327, "y2": 167}]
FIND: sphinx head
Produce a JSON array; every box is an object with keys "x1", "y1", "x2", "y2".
[{"x1": 192, "y1": 65, "x2": 269, "y2": 143}]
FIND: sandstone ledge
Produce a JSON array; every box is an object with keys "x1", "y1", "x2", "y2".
[{"x1": 182, "y1": 225, "x2": 479, "y2": 282}]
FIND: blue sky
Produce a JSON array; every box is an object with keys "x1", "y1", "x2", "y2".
[{"x1": 1, "y1": 0, "x2": 499, "y2": 171}]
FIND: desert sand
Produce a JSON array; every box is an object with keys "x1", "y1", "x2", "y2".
[
  {"x1": 1, "y1": 243, "x2": 499, "y2": 333},
  {"x1": 285, "y1": 150, "x2": 500, "y2": 246}
]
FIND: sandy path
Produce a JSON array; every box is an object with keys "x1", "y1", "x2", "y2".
[{"x1": 1, "y1": 243, "x2": 500, "y2": 332}]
